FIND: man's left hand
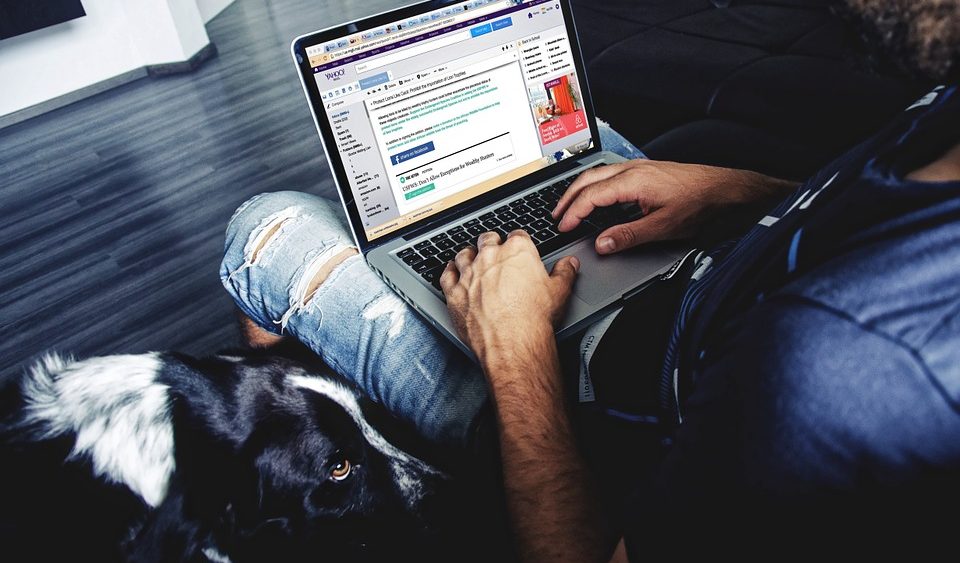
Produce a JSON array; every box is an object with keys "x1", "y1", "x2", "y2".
[{"x1": 440, "y1": 230, "x2": 580, "y2": 366}]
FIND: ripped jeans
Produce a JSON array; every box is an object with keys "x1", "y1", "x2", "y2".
[{"x1": 220, "y1": 121, "x2": 645, "y2": 447}]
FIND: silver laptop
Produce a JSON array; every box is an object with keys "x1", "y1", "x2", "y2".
[{"x1": 292, "y1": 0, "x2": 686, "y2": 358}]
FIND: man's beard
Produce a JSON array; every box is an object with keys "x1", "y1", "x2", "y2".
[{"x1": 836, "y1": 0, "x2": 960, "y2": 83}]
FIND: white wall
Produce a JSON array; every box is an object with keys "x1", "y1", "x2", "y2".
[
  {"x1": 122, "y1": 0, "x2": 210, "y2": 65},
  {"x1": 0, "y1": 0, "x2": 236, "y2": 118},
  {"x1": 198, "y1": 0, "x2": 236, "y2": 23}
]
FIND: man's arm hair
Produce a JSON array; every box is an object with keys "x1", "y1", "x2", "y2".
[{"x1": 481, "y1": 325, "x2": 618, "y2": 563}]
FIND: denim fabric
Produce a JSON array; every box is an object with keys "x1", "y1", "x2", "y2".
[
  {"x1": 220, "y1": 191, "x2": 487, "y2": 447},
  {"x1": 220, "y1": 123, "x2": 645, "y2": 447}
]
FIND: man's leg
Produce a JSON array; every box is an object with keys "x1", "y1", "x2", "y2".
[
  {"x1": 218, "y1": 124, "x2": 643, "y2": 446},
  {"x1": 220, "y1": 191, "x2": 487, "y2": 447},
  {"x1": 597, "y1": 119, "x2": 646, "y2": 160}
]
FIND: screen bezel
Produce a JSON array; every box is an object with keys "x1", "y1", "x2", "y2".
[{"x1": 292, "y1": 0, "x2": 601, "y2": 252}]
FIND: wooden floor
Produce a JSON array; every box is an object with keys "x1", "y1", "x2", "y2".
[{"x1": 0, "y1": 0, "x2": 405, "y2": 377}]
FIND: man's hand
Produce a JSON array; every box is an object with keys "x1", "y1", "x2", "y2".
[
  {"x1": 553, "y1": 159, "x2": 797, "y2": 255},
  {"x1": 440, "y1": 229, "x2": 617, "y2": 563},
  {"x1": 440, "y1": 229, "x2": 579, "y2": 366}
]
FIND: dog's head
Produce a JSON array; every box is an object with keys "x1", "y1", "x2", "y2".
[{"x1": 165, "y1": 355, "x2": 448, "y2": 561}]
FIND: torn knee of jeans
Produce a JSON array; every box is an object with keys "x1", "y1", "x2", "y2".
[
  {"x1": 275, "y1": 241, "x2": 354, "y2": 332},
  {"x1": 361, "y1": 289, "x2": 407, "y2": 339},
  {"x1": 226, "y1": 206, "x2": 305, "y2": 280}
]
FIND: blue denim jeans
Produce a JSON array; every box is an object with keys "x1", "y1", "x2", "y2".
[{"x1": 220, "y1": 122, "x2": 645, "y2": 447}]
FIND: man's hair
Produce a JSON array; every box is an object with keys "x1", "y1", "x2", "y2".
[{"x1": 837, "y1": 0, "x2": 960, "y2": 82}]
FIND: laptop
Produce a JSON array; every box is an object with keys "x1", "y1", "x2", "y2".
[{"x1": 292, "y1": 0, "x2": 687, "y2": 358}]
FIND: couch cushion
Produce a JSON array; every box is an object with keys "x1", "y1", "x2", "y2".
[{"x1": 571, "y1": 0, "x2": 925, "y2": 178}]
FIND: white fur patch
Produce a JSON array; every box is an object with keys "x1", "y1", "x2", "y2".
[
  {"x1": 203, "y1": 546, "x2": 233, "y2": 563},
  {"x1": 288, "y1": 375, "x2": 442, "y2": 506},
  {"x1": 22, "y1": 353, "x2": 175, "y2": 507}
]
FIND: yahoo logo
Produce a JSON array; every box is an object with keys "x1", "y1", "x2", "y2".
[{"x1": 325, "y1": 69, "x2": 346, "y2": 81}]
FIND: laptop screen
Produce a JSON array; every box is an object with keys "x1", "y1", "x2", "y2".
[{"x1": 302, "y1": 0, "x2": 596, "y2": 242}]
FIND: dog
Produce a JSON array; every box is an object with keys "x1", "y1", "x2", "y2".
[{"x1": 0, "y1": 351, "x2": 457, "y2": 562}]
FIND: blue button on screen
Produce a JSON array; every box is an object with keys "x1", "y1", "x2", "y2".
[
  {"x1": 390, "y1": 141, "x2": 435, "y2": 166},
  {"x1": 359, "y1": 72, "x2": 390, "y2": 90},
  {"x1": 470, "y1": 24, "x2": 492, "y2": 37},
  {"x1": 491, "y1": 17, "x2": 512, "y2": 31}
]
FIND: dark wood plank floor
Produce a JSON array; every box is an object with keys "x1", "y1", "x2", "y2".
[{"x1": 0, "y1": 0, "x2": 405, "y2": 378}]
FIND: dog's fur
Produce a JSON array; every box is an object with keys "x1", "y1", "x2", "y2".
[{"x1": 0, "y1": 351, "x2": 462, "y2": 562}]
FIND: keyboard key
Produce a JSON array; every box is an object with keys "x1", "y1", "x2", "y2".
[
  {"x1": 480, "y1": 212, "x2": 496, "y2": 220},
  {"x1": 534, "y1": 229, "x2": 556, "y2": 243},
  {"x1": 521, "y1": 224, "x2": 538, "y2": 236},
  {"x1": 436, "y1": 238, "x2": 455, "y2": 250},
  {"x1": 501, "y1": 220, "x2": 521, "y2": 231},
  {"x1": 413, "y1": 257, "x2": 441, "y2": 272},
  {"x1": 467, "y1": 225, "x2": 485, "y2": 236},
  {"x1": 464, "y1": 218, "x2": 480, "y2": 227},
  {"x1": 524, "y1": 192, "x2": 542, "y2": 200},
  {"x1": 494, "y1": 205, "x2": 510, "y2": 213},
  {"x1": 531, "y1": 207, "x2": 550, "y2": 218},
  {"x1": 454, "y1": 242, "x2": 474, "y2": 252},
  {"x1": 513, "y1": 204, "x2": 532, "y2": 215},
  {"x1": 414, "y1": 240, "x2": 433, "y2": 250},
  {"x1": 431, "y1": 233, "x2": 449, "y2": 243},
  {"x1": 525, "y1": 197, "x2": 548, "y2": 209},
  {"x1": 402, "y1": 253, "x2": 423, "y2": 265},
  {"x1": 398, "y1": 247, "x2": 416, "y2": 258},
  {"x1": 515, "y1": 213, "x2": 534, "y2": 225},
  {"x1": 498, "y1": 210, "x2": 517, "y2": 221},
  {"x1": 421, "y1": 264, "x2": 446, "y2": 290},
  {"x1": 447, "y1": 226, "x2": 465, "y2": 235},
  {"x1": 536, "y1": 224, "x2": 594, "y2": 258},
  {"x1": 438, "y1": 250, "x2": 456, "y2": 262},
  {"x1": 481, "y1": 218, "x2": 502, "y2": 228},
  {"x1": 420, "y1": 246, "x2": 439, "y2": 256},
  {"x1": 452, "y1": 231, "x2": 471, "y2": 243},
  {"x1": 531, "y1": 219, "x2": 552, "y2": 231},
  {"x1": 509, "y1": 199, "x2": 526, "y2": 207}
]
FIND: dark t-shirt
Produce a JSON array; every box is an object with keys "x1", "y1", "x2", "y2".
[{"x1": 612, "y1": 86, "x2": 960, "y2": 548}]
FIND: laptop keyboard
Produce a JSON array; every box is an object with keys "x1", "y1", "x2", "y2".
[{"x1": 397, "y1": 167, "x2": 639, "y2": 291}]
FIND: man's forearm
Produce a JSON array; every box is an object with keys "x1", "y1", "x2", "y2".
[
  {"x1": 722, "y1": 169, "x2": 799, "y2": 207},
  {"x1": 480, "y1": 325, "x2": 613, "y2": 563}
]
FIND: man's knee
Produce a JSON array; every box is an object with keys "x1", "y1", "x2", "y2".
[
  {"x1": 225, "y1": 191, "x2": 318, "y2": 246},
  {"x1": 219, "y1": 190, "x2": 359, "y2": 334}
]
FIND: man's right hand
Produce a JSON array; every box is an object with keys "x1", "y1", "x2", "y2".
[{"x1": 552, "y1": 159, "x2": 797, "y2": 255}]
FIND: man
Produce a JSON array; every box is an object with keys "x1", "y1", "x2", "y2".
[{"x1": 221, "y1": 1, "x2": 960, "y2": 559}]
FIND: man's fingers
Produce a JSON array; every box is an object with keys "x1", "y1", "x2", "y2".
[
  {"x1": 594, "y1": 212, "x2": 669, "y2": 254},
  {"x1": 505, "y1": 228, "x2": 534, "y2": 245},
  {"x1": 439, "y1": 260, "x2": 459, "y2": 294},
  {"x1": 454, "y1": 245, "x2": 477, "y2": 269},
  {"x1": 556, "y1": 176, "x2": 636, "y2": 232},
  {"x1": 549, "y1": 255, "x2": 580, "y2": 304},
  {"x1": 476, "y1": 231, "x2": 502, "y2": 250},
  {"x1": 454, "y1": 245, "x2": 477, "y2": 286},
  {"x1": 553, "y1": 162, "x2": 627, "y2": 219}
]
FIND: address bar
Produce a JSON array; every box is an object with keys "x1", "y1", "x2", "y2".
[
  {"x1": 355, "y1": 30, "x2": 473, "y2": 74},
  {"x1": 339, "y1": 0, "x2": 510, "y2": 60}
]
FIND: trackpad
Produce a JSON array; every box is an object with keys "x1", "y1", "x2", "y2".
[{"x1": 545, "y1": 239, "x2": 678, "y2": 306}]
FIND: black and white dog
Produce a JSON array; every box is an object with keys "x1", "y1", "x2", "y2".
[{"x1": 0, "y1": 351, "x2": 461, "y2": 562}]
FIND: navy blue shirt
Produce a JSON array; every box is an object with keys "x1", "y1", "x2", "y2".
[{"x1": 624, "y1": 86, "x2": 960, "y2": 546}]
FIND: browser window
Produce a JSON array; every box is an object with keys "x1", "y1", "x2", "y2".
[{"x1": 310, "y1": 0, "x2": 592, "y2": 240}]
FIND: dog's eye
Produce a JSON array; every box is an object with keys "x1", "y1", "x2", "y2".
[{"x1": 330, "y1": 459, "x2": 352, "y2": 481}]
